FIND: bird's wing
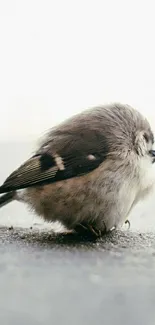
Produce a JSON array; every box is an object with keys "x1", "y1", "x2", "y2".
[{"x1": 0, "y1": 128, "x2": 109, "y2": 193}]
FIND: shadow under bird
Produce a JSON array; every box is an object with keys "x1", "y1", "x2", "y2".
[{"x1": 0, "y1": 103, "x2": 155, "y2": 237}]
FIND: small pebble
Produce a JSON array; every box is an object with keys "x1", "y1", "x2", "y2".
[{"x1": 8, "y1": 226, "x2": 13, "y2": 231}]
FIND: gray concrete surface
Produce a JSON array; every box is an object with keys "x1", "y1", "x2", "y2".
[{"x1": 0, "y1": 227, "x2": 155, "y2": 325}]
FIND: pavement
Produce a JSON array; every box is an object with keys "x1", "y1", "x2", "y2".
[{"x1": 0, "y1": 226, "x2": 155, "y2": 325}]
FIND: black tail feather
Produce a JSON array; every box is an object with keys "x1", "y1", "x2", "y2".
[
  {"x1": 0, "y1": 185, "x2": 16, "y2": 194},
  {"x1": 0, "y1": 191, "x2": 15, "y2": 208}
]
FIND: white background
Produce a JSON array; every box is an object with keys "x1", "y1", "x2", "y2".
[{"x1": 0, "y1": 0, "x2": 155, "y2": 230}]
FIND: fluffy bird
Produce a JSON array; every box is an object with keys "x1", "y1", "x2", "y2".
[{"x1": 0, "y1": 103, "x2": 155, "y2": 236}]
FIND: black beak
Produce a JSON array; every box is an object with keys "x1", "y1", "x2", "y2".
[
  {"x1": 150, "y1": 150, "x2": 155, "y2": 157},
  {"x1": 149, "y1": 150, "x2": 155, "y2": 163}
]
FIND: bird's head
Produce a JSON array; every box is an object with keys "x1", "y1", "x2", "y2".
[{"x1": 134, "y1": 129, "x2": 155, "y2": 162}]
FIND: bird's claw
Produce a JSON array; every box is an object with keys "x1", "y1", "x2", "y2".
[{"x1": 125, "y1": 219, "x2": 130, "y2": 229}]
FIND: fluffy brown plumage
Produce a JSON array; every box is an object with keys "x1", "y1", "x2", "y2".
[{"x1": 0, "y1": 103, "x2": 155, "y2": 236}]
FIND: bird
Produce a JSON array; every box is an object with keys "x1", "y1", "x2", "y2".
[{"x1": 0, "y1": 102, "x2": 155, "y2": 237}]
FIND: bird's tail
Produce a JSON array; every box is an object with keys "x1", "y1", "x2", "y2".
[{"x1": 0, "y1": 191, "x2": 15, "y2": 208}]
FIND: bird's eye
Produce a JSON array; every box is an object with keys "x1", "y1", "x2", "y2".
[{"x1": 143, "y1": 133, "x2": 149, "y2": 143}]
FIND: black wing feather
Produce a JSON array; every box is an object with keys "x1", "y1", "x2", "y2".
[{"x1": 0, "y1": 129, "x2": 108, "y2": 193}]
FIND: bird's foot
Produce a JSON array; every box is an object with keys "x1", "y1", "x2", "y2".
[{"x1": 74, "y1": 223, "x2": 102, "y2": 238}]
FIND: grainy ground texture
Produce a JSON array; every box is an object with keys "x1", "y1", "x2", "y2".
[{"x1": 0, "y1": 226, "x2": 155, "y2": 325}]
